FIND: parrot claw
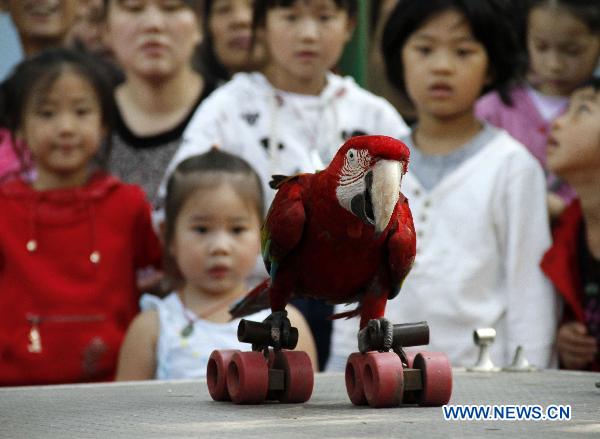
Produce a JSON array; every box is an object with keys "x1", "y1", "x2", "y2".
[
  {"x1": 357, "y1": 329, "x2": 369, "y2": 353},
  {"x1": 357, "y1": 318, "x2": 394, "y2": 353},
  {"x1": 396, "y1": 347, "x2": 410, "y2": 367},
  {"x1": 381, "y1": 319, "x2": 394, "y2": 350},
  {"x1": 260, "y1": 310, "x2": 298, "y2": 351}
]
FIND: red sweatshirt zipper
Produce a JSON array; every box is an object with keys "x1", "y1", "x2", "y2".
[{"x1": 26, "y1": 313, "x2": 106, "y2": 354}]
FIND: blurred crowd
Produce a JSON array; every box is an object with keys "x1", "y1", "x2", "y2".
[{"x1": 0, "y1": 0, "x2": 598, "y2": 386}]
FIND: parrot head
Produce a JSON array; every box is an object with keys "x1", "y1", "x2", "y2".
[{"x1": 327, "y1": 135, "x2": 410, "y2": 234}]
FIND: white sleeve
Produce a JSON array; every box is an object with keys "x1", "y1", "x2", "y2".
[
  {"x1": 498, "y1": 152, "x2": 558, "y2": 368},
  {"x1": 156, "y1": 93, "x2": 230, "y2": 203}
]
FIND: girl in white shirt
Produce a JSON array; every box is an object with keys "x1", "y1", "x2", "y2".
[{"x1": 116, "y1": 149, "x2": 316, "y2": 380}]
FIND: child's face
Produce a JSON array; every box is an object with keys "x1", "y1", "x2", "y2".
[
  {"x1": 19, "y1": 70, "x2": 104, "y2": 179},
  {"x1": 8, "y1": 0, "x2": 77, "y2": 44},
  {"x1": 262, "y1": 0, "x2": 354, "y2": 91},
  {"x1": 171, "y1": 183, "x2": 261, "y2": 297},
  {"x1": 209, "y1": 0, "x2": 265, "y2": 73},
  {"x1": 527, "y1": 6, "x2": 600, "y2": 96},
  {"x1": 401, "y1": 10, "x2": 489, "y2": 121},
  {"x1": 547, "y1": 87, "x2": 600, "y2": 180},
  {"x1": 105, "y1": 0, "x2": 201, "y2": 80}
]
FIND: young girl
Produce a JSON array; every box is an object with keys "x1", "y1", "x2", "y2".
[
  {"x1": 328, "y1": 0, "x2": 557, "y2": 370},
  {"x1": 476, "y1": 0, "x2": 600, "y2": 218},
  {"x1": 542, "y1": 79, "x2": 600, "y2": 371},
  {"x1": 161, "y1": 0, "x2": 409, "y2": 209},
  {"x1": 116, "y1": 149, "x2": 317, "y2": 380},
  {"x1": 1, "y1": 0, "x2": 80, "y2": 182},
  {"x1": 0, "y1": 48, "x2": 162, "y2": 386},
  {"x1": 103, "y1": 0, "x2": 215, "y2": 208}
]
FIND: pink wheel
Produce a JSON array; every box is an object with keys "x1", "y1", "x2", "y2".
[
  {"x1": 345, "y1": 352, "x2": 368, "y2": 405},
  {"x1": 363, "y1": 352, "x2": 404, "y2": 408},
  {"x1": 413, "y1": 352, "x2": 452, "y2": 406},
  {"x1": 227, "y1": 351, "x2": 269, "y2": 404},
  {"x1": 273, "y1": 350, "x2": 314, "y2": 403},
  {"x1": 207, "y1": 349, "x2": 240, "y2": 401}
]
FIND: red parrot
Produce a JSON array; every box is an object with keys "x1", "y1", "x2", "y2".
[{"x1": 231, "y1": 135, "x2": 416, "y2": 350}]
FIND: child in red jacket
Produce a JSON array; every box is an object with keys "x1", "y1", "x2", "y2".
[
  {"x1": 0, "y1": 48, "x2": 162, "y2": 385},
  {"x1": 542, "y1": 78, "x2": 600, "y2": 371}
]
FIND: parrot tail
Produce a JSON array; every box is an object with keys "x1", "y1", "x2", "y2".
[
  {"x1": 329, "y1": 307, "x2": 361, "y2": 320},
  {"x1": 229, "y1": 278, "x2": 272, "y2": 320}
]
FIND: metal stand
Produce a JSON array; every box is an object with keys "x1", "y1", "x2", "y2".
[
  {"x1": 503, "y1": 346, "x2": 537, "y2": 372},
  {"x1": 467, "y1": 328, "x2": 500, "y2": 372}
]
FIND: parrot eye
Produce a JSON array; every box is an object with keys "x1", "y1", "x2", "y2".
[{"x1": 346, "y1": 149, "x2": 358, "y2": 167}]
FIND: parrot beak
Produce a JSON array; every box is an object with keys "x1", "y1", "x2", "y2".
[
  {"x1": 371, "y1": 159, "x2": 401, "y2": 234},
  {"x1": 349, "y1": 159, "x2": 401, "y2": 233}
]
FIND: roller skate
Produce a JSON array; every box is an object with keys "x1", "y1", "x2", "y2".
[
  {"x1": 207, "y1": 310, "x2": 314, "y2": 404},
  {"x1": 345, "y1": 320, "x2": 452, "y2": 408}
]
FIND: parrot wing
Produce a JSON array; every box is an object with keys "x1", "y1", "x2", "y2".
[
  {"x1": 261, "y1": 175, "x2": 307, "y2": 277},
  {"x1": 386, "y1": 196, "x2": 417, "y2": 301},
  {"x1": 229, "y1": 175, "x2": 308, "y2": 319}
]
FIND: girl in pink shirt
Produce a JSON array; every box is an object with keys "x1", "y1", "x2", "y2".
[{"x1": 476, "y1": 0, "x2": 600, "y2": 219}]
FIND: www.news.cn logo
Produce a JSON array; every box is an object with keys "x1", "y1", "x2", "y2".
[{"x1": 443, "y1": 404, "x2": 571, "y2": 421}]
